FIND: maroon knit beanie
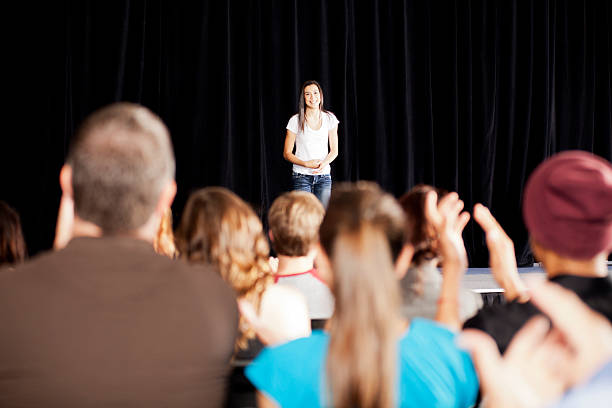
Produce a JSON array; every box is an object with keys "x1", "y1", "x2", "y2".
[{"x1": 522, "y1": 150, "x2": 612, "y2": 259}]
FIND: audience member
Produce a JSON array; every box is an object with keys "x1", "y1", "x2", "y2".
[
  {"x1": 267, "y1": 191, "x2": 333, "y2": 319},
  {"x1": 461, "y1": 280, "x2": 612, "y2": 408},
  {"x1": 398, "y1": 185, "x2": 482, "y2": 322},
  {"x1": 464, "y1": 150, "x2": 612, "y2": 353},
  {"x1": 176, "y1": 187, "x2": 309, "y2": 349},
  {"x1": 246, "y1": 182, "x2": 478, "y2": 408},
  {"x1": 0, "y1": 103, "x2": 239, "y2": 407},
  {"x1": 0, "y1": 201, "x2": 26, "y2": 266},
  {"x1": 154, "y1": 207, "x2": 178, "y2": 258}
]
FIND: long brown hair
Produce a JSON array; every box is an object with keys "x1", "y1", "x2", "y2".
[
  {"x1": 320, "y1": 182, "x2": 404, "y2": 408},
  {"x1": 175, "y1": 187, "x2": 273, "y2": 348},
  {"x1": 398, "y1": 184, "x2": 448, "y2": 266},
  {"x1": 298, "y1": 80, "x2": 329, "y2": 133}
]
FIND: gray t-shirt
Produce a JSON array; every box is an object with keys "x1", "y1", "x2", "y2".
[
  {"x1": 275, "y1": 269, "x2": 335, "y2": 319},
  {"x1": 399, "y1": 263, "x2": 482, "y2": 322}
]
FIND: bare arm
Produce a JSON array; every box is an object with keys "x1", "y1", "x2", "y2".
[
  {"x1": 473, "y1": 204, "x2": 529, "y2": 302},
  {"x1": 426, "y1": 192, "x2": 470, "y2": 331},
  {"x1": 257, "y1": 392, "x2": 280, "y2": 408},
  {"x1": 283, "y1": 130, "x2": 321, "y2": 169}
]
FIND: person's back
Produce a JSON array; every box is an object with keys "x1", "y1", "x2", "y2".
[
  {"x1": 0, "y1": 237, "x2": 237, "y2": 407},
  {"x1": 248, "y1": 183, "x2": 478, "y2": 408},
  {"x1": 0, "y1": 103, "x2": 238, "y2": 407},
  {"x1": 464, "y1": 151, "x2": 612, "y2": 353},
  {"x1": 398, "y1": 186, "x2": 482, "y2": 323},
  {"x1": 268, "y1": 191, "x2": 334, "y2": 319},
  {"x1": 275, "y1": 270, "x2": 334, "y2": 319}
]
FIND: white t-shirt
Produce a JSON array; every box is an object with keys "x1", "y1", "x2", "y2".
[{"x1": 286, "y1": 112, "x2": 339, "y2": 175}]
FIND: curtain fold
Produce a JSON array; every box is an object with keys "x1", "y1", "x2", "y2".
[{"x1": 5, "y1": 0, "x2": 611, "y2": 265}]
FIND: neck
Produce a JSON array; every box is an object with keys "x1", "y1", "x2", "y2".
[
  {"x1": 71, "y1": 217, "x2": 103, "y2": 239},
  {"x1": 305, "y1": 107, "x2": 320, "y2": 117},
  {"x1": 276, "y1": 254, "x2": 315, "y2": 276},
  {"x1": 71, "y1": 215, "x2": 157, "y2": 245},
  {"x1": 544, "y1": 252, "x2": 609, "y2": 279}
]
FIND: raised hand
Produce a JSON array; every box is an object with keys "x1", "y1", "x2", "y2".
[
  {"x1": 425, "y1": 191, "x2": 470, "y2": 270},
  {"x1": 473, "y1": 204, "x2": 529, "y2": 302},
  {"x1": 460, "y1": 281, "x2": 612, "y2": 408},
  {"x1": 425, "y1": 191, "x2": 470, "y2": 329}
]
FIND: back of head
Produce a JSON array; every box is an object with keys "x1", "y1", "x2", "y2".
[
  {"x1": 320, "y1": 181, "x2": 406, "y2": 263},
  {"x1": 321, "y1": 182, "x2": 404, "y2": 408},
  {"x1": 67, "y1": 103, "x2": 175, "y2": 234},
  {"x1": 268, "y1": 191, "x2": 325, "y2": 256},
  {"x1": 175, "y1": 187, "x2": 273, "y2": 348},
  {"x1": 0, "y1": 201, "x2": 26, "y2": 266},
  {"x1": 399, "y1": 184, "x2": 448, "y2": 266},
  {"x1": 523, "y1": 150, "x2": 612, "y2": 260}
]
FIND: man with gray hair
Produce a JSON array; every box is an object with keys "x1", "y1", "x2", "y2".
[{"x1": 0, "y1": 103, "x2": 238, "y2": 407}]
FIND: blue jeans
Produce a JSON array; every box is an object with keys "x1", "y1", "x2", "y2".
[{"x1": 292, "y1": 172, "x2": 332, "y2": 208}]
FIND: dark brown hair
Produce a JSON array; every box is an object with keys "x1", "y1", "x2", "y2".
[
  {"x1": 321, "y1": 182, "x2": 404, "y2": 408},
  {"x1": 297, "y1": 80, "x2": 329, "y2": 133},
  {"x1": 0, "y1": 201, "x2": 26, "y2": 266},
  {"x1": 67, "y1": 103, "x2": 175, "y2": 233},
  {"x1": 175, "y1": 187, "x2": 273, "y2": 348},
  {"x1": 268, "y1": 191, "x2": 325, "y2": 257},
  {"x1": 398, "y1": 184, "x2": 448, "y2": 266}
]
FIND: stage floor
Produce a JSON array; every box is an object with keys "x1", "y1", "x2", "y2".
[
  {"x1": 463, "y1": 264, "x2": 612, "y2": 293},
  {"x1": 463, "y1": 266, "x2": 546, "y2": 293}
]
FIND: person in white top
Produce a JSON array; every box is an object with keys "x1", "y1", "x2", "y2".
[{"x1": 284, "y1": 80, "x2": 339, "y2": 208}]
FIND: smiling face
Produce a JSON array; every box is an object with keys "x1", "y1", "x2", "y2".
[{"x1": 303, "y1": 84, "x2": 321, "y2": 110}]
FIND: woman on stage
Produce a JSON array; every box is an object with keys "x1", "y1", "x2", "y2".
[{"x1": 284, "y1": 80, "x2": 339, "y2": 207}]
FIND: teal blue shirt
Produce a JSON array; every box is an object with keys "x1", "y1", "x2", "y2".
[{"x1": 246, "y1": 318, "x2": 478, "y2": 408}]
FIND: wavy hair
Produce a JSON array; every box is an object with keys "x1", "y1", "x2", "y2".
[{"x1": 175, "y1": 187, "x2": 273, "y2": 349}]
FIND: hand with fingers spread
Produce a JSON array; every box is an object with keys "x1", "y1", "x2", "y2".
[
  {"x1": 473, "y1": 204, "x2": 529, "y2": 302},
  {"x1": 425, "y1": 191, "x2": 470, "y2": 329},
  {"x1": 459, "y1": 281, "x2": 612, "y2": 408}
]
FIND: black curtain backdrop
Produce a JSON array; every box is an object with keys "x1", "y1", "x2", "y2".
[{"x1": 3, "y1": 0, "x2": 611, "y2": 267}]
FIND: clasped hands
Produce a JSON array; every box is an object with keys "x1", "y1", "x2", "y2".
[{"x1": 303, "y1": 159, "x2": 326, "y2": 174}]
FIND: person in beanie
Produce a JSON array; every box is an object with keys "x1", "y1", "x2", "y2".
[{"x1": 463, "y1": 150, "x2": 612, "y2": 354}]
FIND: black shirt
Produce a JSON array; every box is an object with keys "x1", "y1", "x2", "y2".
[{"x1": 463, "y1": 274, "x2": 612, "y2": 354}]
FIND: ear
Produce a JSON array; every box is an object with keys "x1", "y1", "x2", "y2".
[
  {"x1": 394, "y1": 244, "x2": 415, "y2": 279},
  {"x1": 155, "y1": 180, "x2": 177, "y2": 216},
  {"x1": 59, "y1": 164, "x2": 73, "y2": 198},
  {"x1": 313, "y1": 242, "x2": 333, "y2": 288},
  {"x1": 268, "y1": 230, "x2": 274, "y2": 243}
]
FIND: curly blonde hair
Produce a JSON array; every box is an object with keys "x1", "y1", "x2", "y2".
[
  {"x1": 175, "y1": 187, "x2": 273, "y2": 349},
  {"x1": 154, "y1": 208, "x2": 178, "y2": 259}
]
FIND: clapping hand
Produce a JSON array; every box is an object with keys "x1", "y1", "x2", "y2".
[
  {"x1": 460, "y1": 281, "x2": 612, "y2": 408},
  {"x1": 473, "y1": 204, "x2": 529, "y2": 302},
  {"x1": 425, "y1": 191, "x2": 470, "y2": 270},
  {"x1": 426, "y1": 191, "x2": 470, "y2": 329}
]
